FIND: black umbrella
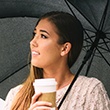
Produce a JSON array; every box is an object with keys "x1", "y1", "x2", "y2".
[{"x1": 0, "y1": 0, "x2": 109, "y2": 104}]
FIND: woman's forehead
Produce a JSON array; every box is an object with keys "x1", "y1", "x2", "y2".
[{"x1": 35, "y1": 19, "x2": 58, "y2": 34}]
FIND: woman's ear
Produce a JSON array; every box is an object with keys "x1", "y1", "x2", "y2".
[{"x1": 61, "y1": 42, "x2": 71, "y2": 56}]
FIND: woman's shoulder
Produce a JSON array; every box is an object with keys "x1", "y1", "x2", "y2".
[
  {"x1": 5, "y1": 85, "x2": 23, "y2": 101},
  {"x1": 4, "y1": 85, "x2": 23, "y2": 110},
  {"x1": 73, "y1": 75, "x2": 106, "y2": 94},
  {"x1": 10, "y1": 84, "x2": 23, "y2": 92},
  {"x1": 7, "y1": 85, "x2": 23, "y2": 96},
  {"x1": 77, "y1": 75, "x2": 102, "y2": 86}
]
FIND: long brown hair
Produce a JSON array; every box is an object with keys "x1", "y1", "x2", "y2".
[
  {"x1": 10, "y1": 66, "x2": 43, "y2": 110},
  {"x1": 10, "y1": 11, "x2": 83, "y2": 110}
]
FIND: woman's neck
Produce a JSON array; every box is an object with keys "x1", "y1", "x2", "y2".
[
  {"x1": 56, "y1": 72, "x2": 74, "y2": 90},
  {"x1": 43, "y1": 67, "x2": 75, "y2": 90}
]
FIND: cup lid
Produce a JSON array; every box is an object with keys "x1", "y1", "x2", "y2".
[{"x1": 33, "y1": 78, "x2": 57, "y2": 86}]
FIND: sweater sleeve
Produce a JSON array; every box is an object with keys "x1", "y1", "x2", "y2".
[
  {"x1": 4, "y1": 88, "x2": 15, "y2": 110},
  {"x1": 3, "y1": 85, "x2": 22, "y2": 110},
  {"x1": 86, "y1": 79, "x2": 110, "y2": 110}
]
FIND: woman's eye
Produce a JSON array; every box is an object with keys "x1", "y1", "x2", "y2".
[
  {"x1": 41, "y1": 34, "x2": 48, "y2": 39},
  {"x1": 33, "y1": 32, "x2": 37, "y2": 37}
]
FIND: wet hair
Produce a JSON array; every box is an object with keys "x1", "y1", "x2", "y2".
[{"x1": 36, "y1": 11, "x2": 84, "y2": 68}]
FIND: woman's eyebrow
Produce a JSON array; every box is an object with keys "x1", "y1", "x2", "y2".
[{"x1": 40, "y1": 29, "x2": 50, "y2": 35}]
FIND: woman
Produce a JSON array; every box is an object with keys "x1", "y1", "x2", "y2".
[{"x1": 4, "y1": 11, "x2": 110, "y2": 110}]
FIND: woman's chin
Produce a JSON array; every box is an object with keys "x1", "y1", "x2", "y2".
[{"x1": 31, "y1": 60, "x2": 40, "y2": 67}]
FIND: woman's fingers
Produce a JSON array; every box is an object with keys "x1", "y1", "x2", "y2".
[
  {"x1": 29, "y1": 101, "x2": 52, "y2": 110},
  {"x1": 33, "y1": 105, "x2": 52, "y2": 110},
  {"x1": 29, "y1": 92, "x2": 53, "y2": 110},
  {"x1": 33, "y1": 101, "x2": 52, "y2": 109},
  {"x1": 34, "y1": 101, "x2": 52, "y2": 107},
  {"x1": 31, "y1": 92, "x2": 42, "y2": 104}
]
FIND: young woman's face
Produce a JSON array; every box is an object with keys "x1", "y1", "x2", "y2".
[{"x1": 30, "y1": 19, "x2": 64, "y2": 69}]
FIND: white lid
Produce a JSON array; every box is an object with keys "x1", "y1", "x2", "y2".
[
  {"x1": 33, "y1": 78, "x2": 57, "y2": 86},
  {"x1": 33, "y1": 78, "x2": 57, "y2": 93}
]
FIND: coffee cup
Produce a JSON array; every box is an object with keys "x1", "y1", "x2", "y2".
[{"x1": 33, "y1": 78, "x2": 57, "y2": 109}]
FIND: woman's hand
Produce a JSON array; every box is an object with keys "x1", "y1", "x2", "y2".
[{"x1": 29, "y1": 92, "x2": 58, "y2": 110}]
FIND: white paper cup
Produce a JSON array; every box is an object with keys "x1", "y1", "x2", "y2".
[{"x1": 33, "y1": 78, "x2": 57, "y2": 109}]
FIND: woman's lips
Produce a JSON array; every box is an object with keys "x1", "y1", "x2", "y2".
[{"x1": 32, "y1": 51, "x2": 40, "y2": 55}]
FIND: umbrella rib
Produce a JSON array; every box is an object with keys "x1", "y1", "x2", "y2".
[
  {"x1": 84, "y1": 31, "x2": 95, "y2": 44},
  {"x1": 98, "y1": 0, "x2": 109, "y2": 30},
  {"x1": 85, "y1": 29, "x2": 96, "y2": 33},
  {"x1": 84, "y1": 40, "x2": 91, "y2": 44},
  {"x1": 101, "y1": 38, "x2": 110, "y2": 52},
  {"x1": 84, "y1": 43, "x2": 110, "y2": 53},
  {"x1": 106, "y1": 32, "x2": 110, "y2": 35},
  {"x1": 83, "y1": 31, "x2": 96, "y2": 50},
  {"x1": 97, "y1": 45, "x2": 110, "y2": 52},
  {"x1": 105, "y1": 35, "x2": 110, "y2": 40},
  {"x1": 64, "y1": 0, "x2": 77, "y2": 19},
  {"x1": 96, "y1": 47, "x2": 110, "y2": 66},
  {"x1": 84, "y1": 31, "x2": 110, "y2": 58},
  {"x1": 85, "y1": 48, "x2": 96, "y2": 76},
  {"x1": 98, "y1": 40, "x2": 110, "y2": 45},
  {"x1": 65, "y1": 0, "x2": 97, "y2": 31},
  {"x1": 84, "y1": 30, "x2": 110, "y2": 65},
  {"x1": 0, "y1": 63, "x2": 30, "y2": 83},
  {"x1": 83, "y1": 45, "x2": 92, "y2": 48},
  {"x1": 84, "y1": 37, "x2": 93, "y2": 43}
]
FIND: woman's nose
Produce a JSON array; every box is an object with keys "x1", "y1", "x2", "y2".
[{"x1": 30, "y1": 37, "x2": 38, "y2": 47}]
